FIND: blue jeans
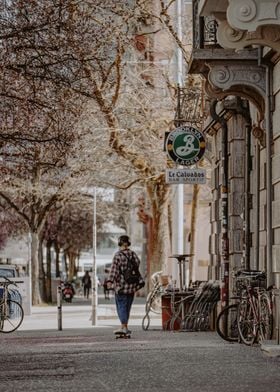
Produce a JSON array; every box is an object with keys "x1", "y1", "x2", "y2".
[{"x1": 115, "y1": 293, "x2": 134, "y2": 324}]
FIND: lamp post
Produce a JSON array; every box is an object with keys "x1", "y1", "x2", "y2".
[
  {"x1": 91, "y1": 187, "x2": 97, "y2": 325},
  {"x1": 172, "y1": 0, "x2": 184, "y2": 282}
]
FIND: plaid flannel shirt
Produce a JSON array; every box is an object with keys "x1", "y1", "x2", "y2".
[{"x1": 108, "y1": 249, "x2": 141, "y2": 294}]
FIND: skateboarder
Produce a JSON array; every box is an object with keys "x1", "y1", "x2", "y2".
[{"x1": 107, "y1": 235, "x2": 145, "y2": 336}]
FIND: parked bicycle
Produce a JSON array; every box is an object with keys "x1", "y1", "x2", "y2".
[
  {"x1": 237, "y1": 271, "x2": 273, "y2": 345},
  {"x1": 216, "y1": 300, "x2": 239, "y2": 343},
  {"x1": 0, "y1": 277, "x2": 24, "y2": 333},
  {"x1": 216, "y1": 270, "x2": 273, "y2": 345},
  {"x1": 142, "y1": 271, "x2": 165, "y2": 330}
]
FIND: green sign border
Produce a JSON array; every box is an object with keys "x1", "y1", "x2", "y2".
[{"x1": 166, "y1": 126, "x2": 206, "y2": 166}]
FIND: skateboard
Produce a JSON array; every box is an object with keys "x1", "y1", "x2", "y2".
[{"x1": 115, "y1": 331, "x2": 131, "y2": 339}]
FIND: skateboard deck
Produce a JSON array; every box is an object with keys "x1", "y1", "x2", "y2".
[{"x1": 115, "y1": 331, "x2": 131, "y2": 339}]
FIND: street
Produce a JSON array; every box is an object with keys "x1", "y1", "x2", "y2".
[{"x1": 1, "y1": 325, "x2": 280, "y2": 392}]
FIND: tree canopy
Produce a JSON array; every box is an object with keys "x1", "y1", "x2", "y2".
[{"x1": 0, "y1": 0, "x2": 197, "y2": 303}]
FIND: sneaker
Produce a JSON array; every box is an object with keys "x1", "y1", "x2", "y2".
[
  {"x1": 123, "y1": 327, "x2": 131, "y2": 334},
  {"x1": 114, "y1": 327, "x2": 125, "y2": 334}
]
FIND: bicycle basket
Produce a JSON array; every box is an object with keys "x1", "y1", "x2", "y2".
[
  {"x1": 159, "y1": 275, "x2": 169, "y2": 287},
  {"x1": 235, "y1": 270, "x2": 266, "y2": 295}
]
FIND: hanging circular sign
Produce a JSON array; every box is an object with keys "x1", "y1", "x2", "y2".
[{"x1": 166, "y1": 126, "x2": 206, "y2": 166}]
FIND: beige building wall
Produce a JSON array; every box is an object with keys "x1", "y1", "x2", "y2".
[
  {"x1": 248, "y1": 57, "x2": 280, "y2": 276},
  {"x1": 207, "y1": 111, "x2": 249, "y2": 283},
  {"x1": 272, "y1": 60, "x2": 280, "y2": 276}
]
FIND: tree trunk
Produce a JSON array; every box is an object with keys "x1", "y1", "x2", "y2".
[
  {"x1": 146, "y1": 179, "x2": 171, "y2": 277},
  {"x1": 46, "y1": 240, "x2": 52, "y2": 302},
  {"x1": 63, "y1": 251, "x2": 68, "y2": 280},
  {"x1": 67, "y1": 251, "x2": 77, "y2": 281},
  {"x1": 31, "y1": 231, "x2": 42, "y2": 305},
  {"x1": 54, "y1": 240, "x2": 60, "y2": 278},
  {"x1": 38, "y1": 236, "x2": 47, "y2": 303}
]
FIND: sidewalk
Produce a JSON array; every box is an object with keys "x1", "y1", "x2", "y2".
[
  {"x1": 17, "y1": 298, "x2": 280, "y2": 358},
  {"x1": 3, "y1": 297, "x2": 280, "y2": 392},
  {"x1": 17, "y1": 296, "x2": 280, "y2": 358},
  {"x1": 18, "y1": 300, "x2": 161, "y2": 331},
  {"x1": 2, "y1": 322, "x2": 280, "y2": 392},
  {"x1": 261, "y1": 340, "x2": 280, "y2": 357}
]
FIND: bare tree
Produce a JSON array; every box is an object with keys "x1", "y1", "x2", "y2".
[
  {"x1": 0, "y1": 206, "x2": 28, "y2": 250},
  {"x1": 0, "y1": 0, "x2": 199, "y2": 291},
  {"x1": 0, "y1": 74, "x2": 87, "y2": 304}
]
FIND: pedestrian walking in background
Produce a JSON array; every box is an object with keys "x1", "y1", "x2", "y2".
[
  {"x1": 82, "y1": 271, "x2": 92, "y2": 299},
  {"x1": 107, "y1": 235, "x2": 145, "y2": 335},
  {"x1": 103, "y1": 277, "x2": 110, "y2": 300}
]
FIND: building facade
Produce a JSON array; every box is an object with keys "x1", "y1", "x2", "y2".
[{"x1": 189, "y1": 0, "x2": 280, "y2": 319}]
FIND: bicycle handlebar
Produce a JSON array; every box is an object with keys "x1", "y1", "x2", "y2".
[
  {"x1": 0, "y1": 277, "x2": 24, "y2": 286},
  {"x1": 234, "y1": 270, "x2": 266, "y2": 280}
]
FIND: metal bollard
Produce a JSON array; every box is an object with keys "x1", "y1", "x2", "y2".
[
  {"x1": 57, "y1": 285, "x2": 62, "y2": 331},
  {"x1": 277, "y1": 290, "x2": 280, "y2": 345}
]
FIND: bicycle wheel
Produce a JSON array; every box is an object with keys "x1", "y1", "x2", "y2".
[
  {"x1": 258, "y1": 293, "x2": 273, "y2": 342},
  {"x1": 237, "y1": 300, "x2": 256, "y2": 345},
  {"x1": 145, "y1": 289, "x2": 161, "y2": 314},
  {"x1": 0, "y1": 300, "x2": 24, "y2": 333},
  {"x1": 142, "y1": 313, "x2": 150, "y2": 331},
  {"x1": 169, "y1": 302, "x2": 183, "y2": 331},
  {"x1": 198, "y1": 304, "x2": 211, "y2": 331},
  {"x1": 184, "y1": 315, "x2": 195, "y2": 331},
  {"x1": 216, "y1": 304, "x2": 239, "y2": 342},
  {"x1": 198, "y1": 301, "x2": 213, "y2": 331}
]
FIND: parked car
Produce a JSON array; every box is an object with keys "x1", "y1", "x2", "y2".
[
  {"x1": 0, "y1": 264, "x2": 23, "y2": 306},
  {"x1": 0, "y1": 264, "x2": 18, "y2": 279}
]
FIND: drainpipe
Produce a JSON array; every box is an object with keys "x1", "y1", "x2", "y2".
[
  {"x1": 210, "y1": 100, "x2": 229, "y2": 308},
  {"x1": 259, "y1": 49, "x2": 273, "y2": 287},
  {"x1": 235, "y1": 98, "x2": 252, "y2": 271},
  {"x1": 255, "y1": 142, "x2": 260, "y2": 271}
]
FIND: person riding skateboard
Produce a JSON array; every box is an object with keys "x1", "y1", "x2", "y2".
[{"x1": 107, "y1": 235, "x2": 145, "y2": 335}]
